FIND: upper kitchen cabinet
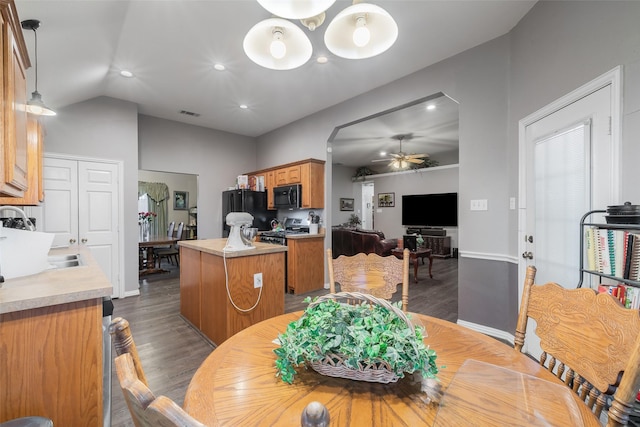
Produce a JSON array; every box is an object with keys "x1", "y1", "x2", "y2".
[
  {"x1": 0, "y1": 1, "x2": 31, "y2": 199},
  {"x1": 276, "y1": 164, "x2": 301, "y2": 186},
  {"x1": 0, "y1": 116, "x2": 44, "y2": 205},
  {"x1": 247, "y1": 159, "x2": 325, "y2": 209}
]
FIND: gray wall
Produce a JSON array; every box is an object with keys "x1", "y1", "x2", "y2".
[{"x1": 256, "y1": 1, "x2": 640, "y2": 334}]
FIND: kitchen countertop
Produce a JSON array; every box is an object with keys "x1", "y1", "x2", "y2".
[
  {"x1": 179, "y1": 238, "x2": 288, "y2": 257},
  {"x1": 0, "y1": 246, "x2": 113, "y2": 315},
  {"x1": 283, "y1": 231, "x2": 325, "y2": 240}
]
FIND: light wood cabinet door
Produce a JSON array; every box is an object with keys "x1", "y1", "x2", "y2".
[
  {"x1": 287, "y1": 237, "x2": 325, "y2": 294},
  {"x1": 275, "y1": 168, "x2": 288, "y2": 186},
  {"x1": 286, "y1": 165, "x2": 301, "y2": 183},
  {"x1": 0, "y1": 299, "x2": 103, "y2": 425},
  {"x1": 0, "y1": 116, "x2": 43, "y2": 205},
  {"x1": 265, "y1": 170, "x2": 275, "y2": 209},
  {"x1": 300, "y1": 161, "x2": 324, "y2": 209},
  {"x1": 0, "y1": 3, "x2": 30, "y2": 198}
]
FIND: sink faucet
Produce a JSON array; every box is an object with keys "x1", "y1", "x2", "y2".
[{"x1": 0, "y1": 206, "x2": 36, "y2": 231}]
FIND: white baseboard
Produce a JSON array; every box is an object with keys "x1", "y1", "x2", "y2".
[
  {"x1": 121, "y1": 289, "x2": 141, "y2": 299},
  {"x1": 457, "y1": 319, "x2": 515, "y2": 345}
]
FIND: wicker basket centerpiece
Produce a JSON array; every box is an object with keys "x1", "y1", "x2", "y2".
[{"x1": 274, "y1": 292, "x2": 439, "y2": 384}]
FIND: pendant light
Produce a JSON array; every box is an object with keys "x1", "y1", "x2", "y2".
[
  {"x1": 243, "y1": 18, "x2": 312, "y2": 70},
  {"x1": 21, "y1": 19, "x2": 56, "y2": 116},
  {"x1": 324, "y1": 2, "x2": 398, "y2": 59}
]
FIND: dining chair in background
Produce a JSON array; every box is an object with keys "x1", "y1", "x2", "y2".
[
  {"x1": 109, "y1": 317, "x2": 205, "y2": 427},
  {"x1": 327, "y1": 248, "x2": 410, "y2": 311},
  {"x1": 515, "y1": 265, "x2": 640, "y2": 426},
  {"x1": 156, "y1": 222, "x2": 184, "y2": 268}
]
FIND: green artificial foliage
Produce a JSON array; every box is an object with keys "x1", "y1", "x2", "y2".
[
  {"x1": 274, "y1": 296, "x2": 440, "y2": 385},
  {"x1": 347, "y1": 214, "x2": 361, "y2": 227}
]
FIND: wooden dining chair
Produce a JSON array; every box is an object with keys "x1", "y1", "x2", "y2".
[
  {"x1": 327, "y1": 248, "x2": 410, "y2": 311},
  {"x1": 115, "y1": 353, "x2": 205, "y2": 427},
  {"x1": 156, "y1": 221, "x2": 184, "y2": 268},
  {"x1": 515, "y1": 265, "x2": 640, "y2": 426},
  {"x1": 109, "y1": 317, "x2": 148, "y2": 386}
]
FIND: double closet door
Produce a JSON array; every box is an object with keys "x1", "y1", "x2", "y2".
[{"x1": 41, "y1": 156, "x2": 120, "y2": 294}]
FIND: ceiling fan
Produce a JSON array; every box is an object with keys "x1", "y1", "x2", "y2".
[{"x1": 371, "y1": 134, "x2": 428, "y2": 169}]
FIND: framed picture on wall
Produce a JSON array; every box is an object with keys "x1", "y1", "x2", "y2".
[
  {"x1": 378, "y1": 192, "x2": 395, "y2": 207},
  {"x1": 340, "y1": 198, "x2": 354, "y2": 211},
  {"x1": 174, "y1": 191, "x2": 188, "y2": 210}
]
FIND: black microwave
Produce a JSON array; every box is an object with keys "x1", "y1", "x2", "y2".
[{"x1": 273, "y1": 184, "x2": 301, "y2": 209}]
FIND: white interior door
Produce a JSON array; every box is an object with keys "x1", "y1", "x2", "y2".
[
  {"x1": 361, "y1": 182, "x2": 374, "y2": 229},
  {"x1": 519, "y1": 76, "x2": 619, "y2": 358},
  {"x1": 42, "y1": 158, "x2": 79, "y2": 248},
  {"x1": 79, "y1": 161, "x2": 119, "y2": 289}
]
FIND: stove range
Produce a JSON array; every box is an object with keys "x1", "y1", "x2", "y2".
[{"x1": 260, "y1": 229, "x2": 309, "y2": 245}]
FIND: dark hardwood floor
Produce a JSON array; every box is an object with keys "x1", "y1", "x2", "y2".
[{"x1": 110, "y1": 256, "x2": 458, "y2": 426}]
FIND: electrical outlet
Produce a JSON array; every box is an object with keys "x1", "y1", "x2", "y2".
[{"x1": 254, "y1": 272, "x2": 263, "y2": 288}]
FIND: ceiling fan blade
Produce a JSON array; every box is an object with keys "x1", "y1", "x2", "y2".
[
  {"x1": 407, "y1": 158, "x2": 425, "y2": 164},
  {"x1": 371, "y1": 158, "x2": 391, "y2": 163},
  {"x1": 405, "y1": 153, "x2": 429, "y2": 159}
]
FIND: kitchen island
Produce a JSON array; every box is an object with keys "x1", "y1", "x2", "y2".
[
  {"x1": 0, "y1": 246, "x2": 112, "y2": 426},
  {"x1": 178, "y1": 239, "x2": 287, "y2": 345}
]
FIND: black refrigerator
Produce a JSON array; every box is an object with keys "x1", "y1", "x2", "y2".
[{"x1": 222, "y1": 189, "x2": 275, "y2": 237}]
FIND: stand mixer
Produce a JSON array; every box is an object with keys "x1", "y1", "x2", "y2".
[{"x1": 225, "y1": 212, "x2": 257, "y2": 251}]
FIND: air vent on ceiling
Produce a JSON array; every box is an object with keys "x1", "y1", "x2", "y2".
[{"x1": 179, "y1": 110, "x2": 201, "y2": 117}]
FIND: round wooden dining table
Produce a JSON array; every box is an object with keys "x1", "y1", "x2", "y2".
[{"x1": 183, "y1": 312, "x2": 600, "y2": 426}]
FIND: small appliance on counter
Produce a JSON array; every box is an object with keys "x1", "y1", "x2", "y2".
[{"x1": 224, "y1": 212, "x2": 257, "y2": 251}]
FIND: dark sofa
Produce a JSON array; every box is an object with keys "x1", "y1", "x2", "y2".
[{"x1": 331, "y1": 226, "x2": 398, "y2": 258}]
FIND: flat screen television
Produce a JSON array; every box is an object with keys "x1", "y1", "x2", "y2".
[{"x1": 402, "y1": 193, "x2": 458, "y2": 227}]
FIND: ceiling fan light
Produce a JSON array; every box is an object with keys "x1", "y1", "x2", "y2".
[
  {"x1": 324, "y1": 3, "x2": 398, "y2": 59},
  {"x1": 243, "y1": 18, "x2": 312, "y2": 70},
  {"x1": 257, "y1": 0, "x2": 336, "y2": 19}
]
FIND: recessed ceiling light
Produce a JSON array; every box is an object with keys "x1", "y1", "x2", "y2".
[
  {"x1": 426, "y1": 104, "x2": 436, "y2": 111},
  {"x1": 120, "y1": 70, "x2": 134, "y2": 78},
  {"x1": 239, "y1": 104, "x2": 248, "y2": 110},
  {"x1": 213, "y1": 63, "x2": 226, "y2": 71},
  {"x1": 380, "y1": 151, "x2": 386, "y2": 156},
  {"x1": 317, "y1": 56, "x2": 328, "y2": 64}
]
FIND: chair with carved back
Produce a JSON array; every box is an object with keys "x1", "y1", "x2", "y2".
[
  {"x1": 109, "y1": 317, "x2": 148, "y2": 386},
  {"x1": 110, "y1": 317, "x2": 205, "y2": 427},
  {"x1": 115, "y1": 353, "x2": 205, "y2": 427},
  {"x1": 327, "y1": 247, "x2": 410, "y2": 312},
  {"x1": 515, "y1": 265, "x2": 640, "y2": 426}
]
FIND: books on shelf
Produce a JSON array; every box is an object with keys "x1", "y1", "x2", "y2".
[
  {"x1": 597, "y1": 283, "x2": 640, "y2": 309},
  {"x1": 585, "y1": 227, "x2": 640, "y2": 281}
]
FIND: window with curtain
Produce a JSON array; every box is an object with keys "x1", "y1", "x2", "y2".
[{"x1": 138, "y1": 181, "x2": 170, "y2": 236}]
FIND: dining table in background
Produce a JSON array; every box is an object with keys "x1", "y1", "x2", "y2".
[
  {"x1": 183, "y1": 312, "x2": 600, "y2": 426},
  {"x1": 138, "y1": 236, "x2": 178, "y2": 276}
]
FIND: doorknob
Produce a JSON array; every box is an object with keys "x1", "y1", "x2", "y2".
[
  {"x1": 81, "y1": 238, "x2": 88, "y2": 244},
  {"x1": 522, "y1": 251, "x2": 533, "y2": 259},
  {"x1": 69, "y1": 238, "x2": 76, "y2": 244}
]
